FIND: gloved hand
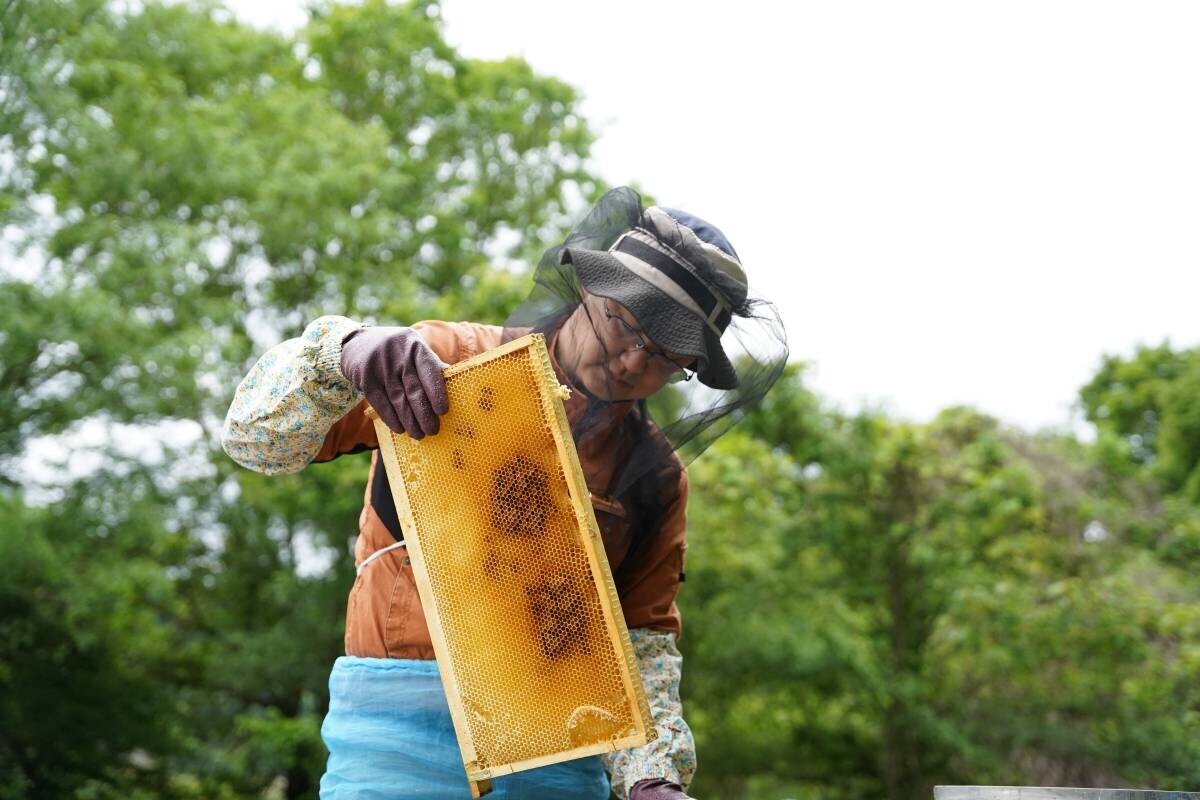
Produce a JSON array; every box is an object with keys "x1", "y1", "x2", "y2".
[
  {"x1": 340, "y1": 326, "x2": 450, "y2": 439},
  {"x1": 630, "y1": 778, "x2": 693, "y2": 800}
]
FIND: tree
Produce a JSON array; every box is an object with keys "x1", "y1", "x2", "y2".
[
  {"x1": 1080, "y1": 344, "x2": 1200, "y2": 499},
  {"x1": 1, "y1": 0, "x2": 599, "y2": 795},
  {"x1": 682, "y1": 368, "x2": 1200, "y2": 799}
]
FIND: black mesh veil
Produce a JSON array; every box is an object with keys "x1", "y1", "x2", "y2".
[{"x1": 502, "y1": 187, "x2": 788, "y2": 555}]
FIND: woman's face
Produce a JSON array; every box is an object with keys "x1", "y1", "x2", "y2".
[{"x1": 559, "y1": 291, "x2": 696, "y2": 401}]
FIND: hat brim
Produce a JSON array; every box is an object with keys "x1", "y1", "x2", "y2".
[{"x1": 563, "y1": 247, "x2": 739, "y2": 390}]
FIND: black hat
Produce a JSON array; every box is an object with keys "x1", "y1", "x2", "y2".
[
  {"x1": 503, "y1": 186, "x2": 788, "y2": 492},
  {"x1": 560, "y1": 205, "x2": 748, "y2": 389}
]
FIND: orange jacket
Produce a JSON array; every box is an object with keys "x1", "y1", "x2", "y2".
[{"x1": 313, "y1": 320, "x2": 689, "y2": 660}]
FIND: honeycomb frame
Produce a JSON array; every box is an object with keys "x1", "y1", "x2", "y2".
[{"x1": 367, "y1": 333, "x2": 655, "y2": 794}]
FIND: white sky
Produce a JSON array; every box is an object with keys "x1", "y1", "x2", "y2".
[{"x1": 227, "y1": 0, "x2": 1200, "y2": 433}]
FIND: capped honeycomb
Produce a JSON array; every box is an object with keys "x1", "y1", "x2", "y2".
[{"x1": 368, "y1": 334, "x2": 655, "y2": 790}]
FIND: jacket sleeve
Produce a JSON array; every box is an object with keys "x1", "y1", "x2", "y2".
[
  {"x1": 602, "y1": 628, "x2": 697, "y2": 798},
  {"x1": 307, "y1": 320, "x2": 490, "y2": 464},
  {"x1": 221, "y1": 317, "x2": 499, "y2": 475},
  {"x1": 221, "y1": 315, "x2": 365, "y2": 475}
]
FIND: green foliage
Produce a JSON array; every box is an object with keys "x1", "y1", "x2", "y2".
[
  {"x1": 1, "y1": 0, "x2": 597, "y2": 796},
  {"x1": 0, "y1": 472, "x2": 198, "y2": 799},
  {"x1": 1080, "y1": 344, "x2": 1200, "y2": 498},
  {"x1": 682, "y1": 374, "x2": 1200, "y2": 799}
]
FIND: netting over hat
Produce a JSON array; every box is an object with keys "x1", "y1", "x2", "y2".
[{"x1": 502, "y1": 187, "x2": 789, "y2": 565}]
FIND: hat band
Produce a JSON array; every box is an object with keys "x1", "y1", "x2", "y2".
[{"x1": 611, "y1": 234, "x2": 733, "y2": 335}]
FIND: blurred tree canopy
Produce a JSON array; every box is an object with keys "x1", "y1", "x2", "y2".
[
  {"x1": 683, "y1": 370, "x2": 1200, "y2": 798},
  {"x1": 2, "y1": 0, "x2": 595, "y2": 796},
  {"x1": 4, "y1": 2, "x2": 1200, "y2": 799},
  {"x1": 1081, "y1": 344, "x2": 1200, "y2": 500}
]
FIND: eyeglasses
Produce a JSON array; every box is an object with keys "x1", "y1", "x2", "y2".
[{"x1": 601, "y1": 300, "x2": 695, "y2": 383}]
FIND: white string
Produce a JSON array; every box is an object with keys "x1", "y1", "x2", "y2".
[{"x1": 355, "y1": 540, "x2": 407, "y2": 576}]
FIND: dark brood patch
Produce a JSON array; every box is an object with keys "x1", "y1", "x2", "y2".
[
  {"x1": 524, "y1": 571, "x2": 588, "y2": 660},
  {"x1": 489, "y1": 455, "x2": 553, "y2": 537}
]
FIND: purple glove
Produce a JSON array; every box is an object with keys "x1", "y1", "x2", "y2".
[
  {"x1": 340, "y1": 326, "x2": 450, "y2": 439},
  {"x1": 630, "y1": 778, "x2": 692, "y2": 800}
]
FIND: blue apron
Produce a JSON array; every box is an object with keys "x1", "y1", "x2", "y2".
[{"x1": 320, "y1": 656, "x2": 612, "y2": 799}]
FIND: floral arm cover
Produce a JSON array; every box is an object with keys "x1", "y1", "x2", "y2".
[
  {"x1": 604, "y1": 628, "x2": 697, "y2": 799},
  {"x1": 221, "y1": 315, "x2": 363, "y2": 475}
]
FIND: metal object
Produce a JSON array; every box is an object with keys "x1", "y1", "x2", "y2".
[{"x1": 936, "y1": 788, "x2": 1200, "y2": 800}]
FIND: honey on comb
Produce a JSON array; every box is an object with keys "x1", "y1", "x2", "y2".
[{"x1": 566, "y1": 704, "x2": 622, "y2": 747}]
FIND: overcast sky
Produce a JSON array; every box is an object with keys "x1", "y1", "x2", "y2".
[{"x1": 227, "y1": 0, "x2": 1200, "y2": 433}]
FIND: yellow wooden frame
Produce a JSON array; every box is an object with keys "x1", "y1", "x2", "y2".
[{"x1": 367, "y1": 334, "x2": 654, "y2": 797}]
